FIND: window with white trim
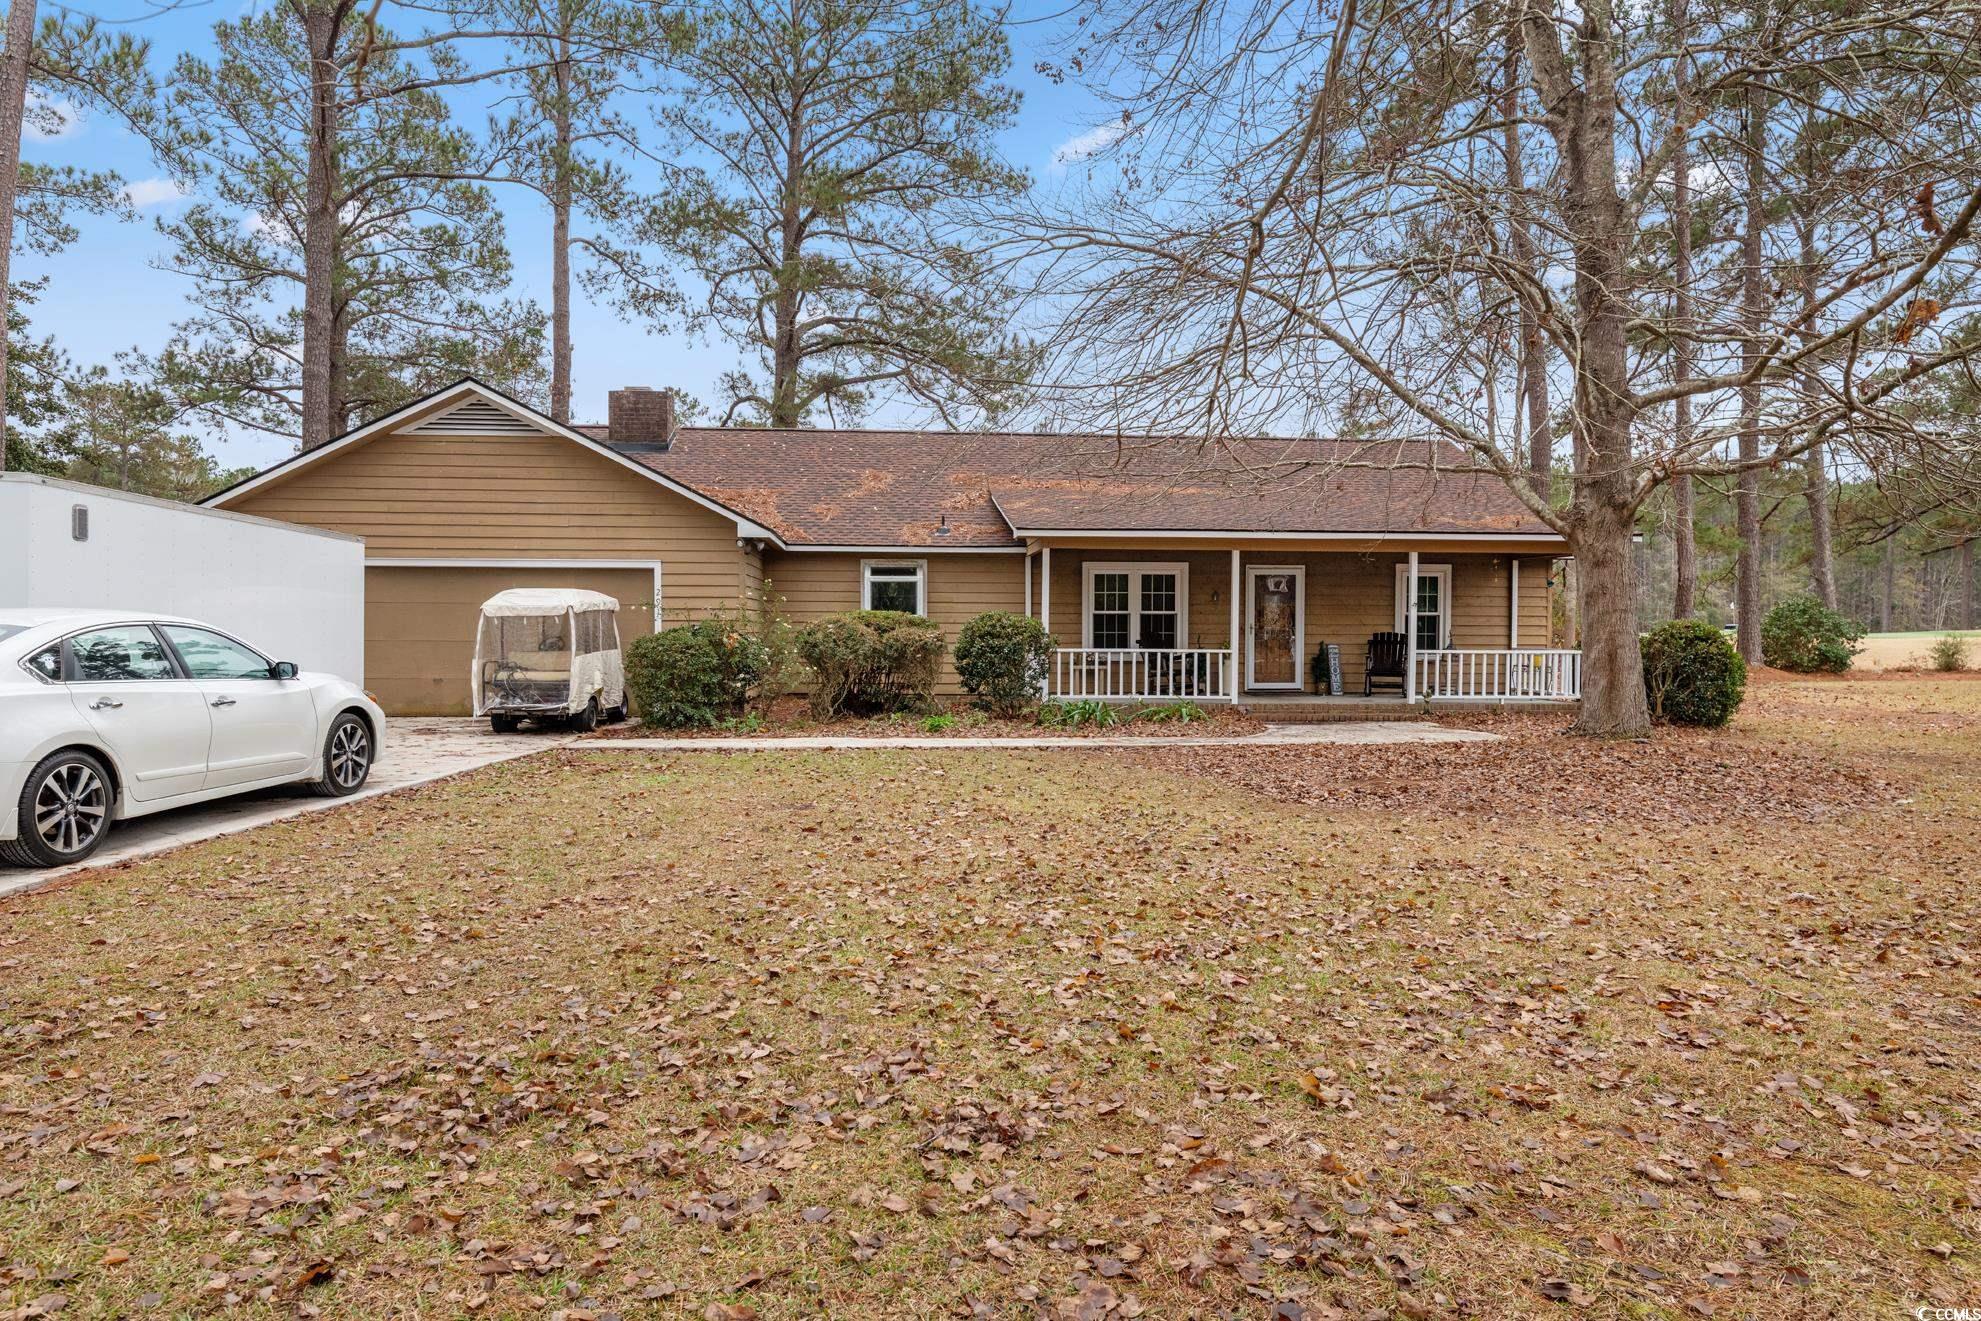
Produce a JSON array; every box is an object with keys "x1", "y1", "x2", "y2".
[
  {"x1": 1394, "y1": 564, "x2": 1452, "y2": 651},
  {"x1": 1083, "y1": 562, "x2": 1189, "y2": 649},
  {"x1": 862, "y1": 560, "x2": 927, "y2": 615}
]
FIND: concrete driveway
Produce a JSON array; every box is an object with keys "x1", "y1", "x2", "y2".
[{"x1": 1, "y1": 717, "x2": 570, "y2": 897}]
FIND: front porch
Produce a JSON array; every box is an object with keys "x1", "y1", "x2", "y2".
[{"x1": 1022, "y1": 543, "x2": 1580, "y2": 705}]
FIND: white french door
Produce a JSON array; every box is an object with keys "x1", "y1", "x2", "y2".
[{"x1": 1245, "y1": 566, "x2": 1305, "y2": 690}]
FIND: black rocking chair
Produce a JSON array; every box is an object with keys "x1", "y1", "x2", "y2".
[{"x1": 1365, "y1": 631, "x2": 1408, "y2": 696}]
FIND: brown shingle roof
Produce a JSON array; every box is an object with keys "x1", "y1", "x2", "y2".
[{"x1": 573, "y1": 425, "x2": 1560, "y2": 547}]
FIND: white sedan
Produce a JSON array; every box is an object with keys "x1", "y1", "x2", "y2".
[{"x1": 0, "y1": 609, "x2": 385, "y2": 868}]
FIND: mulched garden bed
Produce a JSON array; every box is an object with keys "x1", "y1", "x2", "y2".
[{"x1": 585, "y1": 694, "x2": 1268, "y2": 739}]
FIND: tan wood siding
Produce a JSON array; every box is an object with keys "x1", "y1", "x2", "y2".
[
  {"x1": 218, "y1": 430, "x2": 748, "y2": 618},
  {"x1": 365, "y1": 564, "x2": 656, "y2": 715},
  {"x1": 763, "y1": 551, "x2": 1025, "y2": 692},
  {"x1": 739, "y1": 544, "x2": 766, "y2": 619}
]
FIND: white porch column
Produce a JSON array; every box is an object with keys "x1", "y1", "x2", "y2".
[
  {"x1": 1023, "y1": 550, "x2": 1034, "y2": 620},
  {"x1": 1039, "y1": 546, "x2": 1053, "y2": 700},
  {"x1": 1228, "y1": 549, "x2": 1241, "y2": 702},
  {"x1": 1039, "y1": 546, "x2": 1051, "y2": 634},
  {"x1": 1509, "y1": 558, "x2": 1520, "y2": 648},
  {"x1": 1405, "y1": 550, "x2": 1419, "y2": 703}
]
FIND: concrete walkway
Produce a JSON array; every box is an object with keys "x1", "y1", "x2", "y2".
[
  {"x1": 1, "y1": 718, "x2": 573, "y2": 898},
  {"x1": 584, "y1": 721, "x2": 1500, "y2": 752}
]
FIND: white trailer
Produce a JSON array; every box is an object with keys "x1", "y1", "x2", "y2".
[{"x1": 0, "y1": 472, "x2": 366, "y2": 683}]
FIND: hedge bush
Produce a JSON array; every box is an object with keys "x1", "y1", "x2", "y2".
[
  {"x1": 625, "y1": 616, "x2": 772, "y2": 728},
  {"x1": 1641, "y1": 619, "x2": 1746, "y2": 727},
  {"x1": 1761, "y1": 596, "x2": 1865, "y2": 674},
  {"x1": 795, "y1": 609, "x2": 944, "y2": 717},
  {"x1": 953, "y1": 611, "x2": 1053, "y2": 715}
]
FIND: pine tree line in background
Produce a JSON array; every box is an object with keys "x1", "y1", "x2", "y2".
[
  {"x1": 1636, "y1": 478, "x2": 1977, "y2": 637},
  {"x1": 0, "y1": 0, "x2": 1033, "y2": 470}
]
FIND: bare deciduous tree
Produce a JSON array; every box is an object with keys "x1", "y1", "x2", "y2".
[{"x1": 1008, "y1": 0, "x2": 1981, "y2": 734}]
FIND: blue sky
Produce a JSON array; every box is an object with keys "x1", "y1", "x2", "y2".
[{"x1": 18, "y1": 0, "x2": 1112, "y2": 471}]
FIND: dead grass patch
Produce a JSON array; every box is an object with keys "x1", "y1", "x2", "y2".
[{"x1": 0, "y1": 680, "x2": 1976, "y2": 1319}]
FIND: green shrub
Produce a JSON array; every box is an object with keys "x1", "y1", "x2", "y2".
[
  {"x1": 1760, "y1": 596, "x2": 1865, "y2": 674},
  {"x1": 1039, "y1": 699, "x2": 1118, "y2": 729},
  {"x1": 1139, "y1": 700, "x2": 1210, "y2": 723},
  {"x1": 919, "y1": 713, "x2": 958, "y2": 733},
  {"x1": 1928, "y1": 633, "x2": 1971, "y2": 672},
  {"x1": 1641, "y1": 619, "x2": 1747, "y2": 727},
  {"x1": 625, "y1": 616, "x2": 772, "y2": 728},
  {"x1": 794, "y1": 610, "x2": 945, "y2": 717},
  {"x1": 953, "y1": 611, "x2": 1054, "y2": 716}
]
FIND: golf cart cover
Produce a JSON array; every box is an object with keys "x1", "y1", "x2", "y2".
[{"x1": 472, "y1": 589, "x2": 626, "y2": 716}]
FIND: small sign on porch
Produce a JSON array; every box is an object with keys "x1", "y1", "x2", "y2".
[{"x1": 1323, "y1": 643, "x2": 1343, "y2": 696}]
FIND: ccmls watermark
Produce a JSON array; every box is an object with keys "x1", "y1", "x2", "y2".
[{"x1": 1914, "y1": 1307, "x2": 1981, "y2": 1321}]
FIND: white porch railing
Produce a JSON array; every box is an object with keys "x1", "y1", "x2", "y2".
[
  {"x1": 1415, "y1": 648, "x2": 1582, "y2": 701},
  {"x1": 1049, "y1": 648, "x2": 1234, "y2": 701}
]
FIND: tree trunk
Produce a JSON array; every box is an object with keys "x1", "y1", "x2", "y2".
[
  {"x1": 1734, "y1": 78, "x2": 1767, "y2": 662},
  {"x1": 1532, "y1": 7, "x2": 1651, "y2": 737},
  {"x1": 1570, "y1": 503, "x2": 1646, "y2": 735},
  {"x1": 1795, "y1": 209, "x2": 1836, "y2": 608},
  {"x1": 0, "y1": 0, "x2": 38, "y2": 474},
  {"x1": 1880, "y1": 536, "x2": 1893, "y2": 631},
  {"x1": 1668, "y1": 0, "x2": 1696, "y2": 618},
  {"x1": 549, "y1": 34, "x2": 573, "y2": 424},
  {"x1": 769, "y1": 103, "x2": 804, "y2": 428},
  {"x1": 1671, "y1": 474, "x2": 1696, "y2": 618},
  {"x1": 299, "y1": 2, "x2": 342, "y2": 451},
  {"x1": 1965, "y1": 538, "x2": 1976, "y2": 631},
  {"x1": 328, "y1": 300, "x2": 349, "y2": 434},
  {"x1": 765, "y1": 0, "x2": 806, "y2": 428},
  {"x1": 1502, "y1": 52, "x2": 1551, "y2": 489},
  {"x1": 1804, "y1": 443, "x2": 1835, "y2": 607}
]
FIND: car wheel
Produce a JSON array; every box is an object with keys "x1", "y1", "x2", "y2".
[
  {"x1": 490, "y1": 713, "x2": 520, "y2": 734},
  {"x1": 1, "y1": 750, "x2": 113, "y2": 869},
  {"x1": 570, "y1": 698, "x2": 599, "y2": 733},
  {"x1": 311, "y1": 712, "x2": 374, "y2": 797}
]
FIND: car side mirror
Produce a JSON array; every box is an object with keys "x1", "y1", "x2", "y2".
[{"x1": 271, "y1": 661, "x2": 299, "y2": 680}]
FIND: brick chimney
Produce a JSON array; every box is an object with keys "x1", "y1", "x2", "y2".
[{"x1": 607, "y1": 386, "x2": 676, "y2": 449}]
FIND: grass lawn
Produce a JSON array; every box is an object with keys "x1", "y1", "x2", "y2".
[
  {"x1": 1853, "y1": 630, "x2": 1980, "y2": 671},
  {"x1": 2, "y1": 680, "x2": 1977, "y2": 1319}
]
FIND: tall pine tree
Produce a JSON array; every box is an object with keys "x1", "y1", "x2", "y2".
[{"x1": 591, "y1": 0, "x2": 1033, "y2": 427}]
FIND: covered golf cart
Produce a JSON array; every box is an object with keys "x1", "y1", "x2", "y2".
[{"x1": 473, "y1": 588, "x2": 627, "y2": 732}]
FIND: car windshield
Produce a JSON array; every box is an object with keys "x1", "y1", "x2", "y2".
[{"x1": 0, "y1": 624, "x2": 28, "y2": 643}]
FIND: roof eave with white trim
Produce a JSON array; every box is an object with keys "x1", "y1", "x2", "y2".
[
  {"x1": 200, "y1": 379, "x2": 789, "y2": 550},
  {"x1": 1006, "y1": 527, "x2": 1570, "y2": 544}
]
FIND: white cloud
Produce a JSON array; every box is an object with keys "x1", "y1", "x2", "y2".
[
  {"x1": 23, "y1": 94, "x2": 81, "y2": 142},
  {"x1": 1051, "y1": 122, "x2": 1130, "y2": 168},
  {"x1": 123, "y1": 177, "x2": 188, "y2": 208}
]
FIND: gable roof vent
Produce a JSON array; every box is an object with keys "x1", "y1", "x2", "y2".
[{"x1": 406, "y1": 396, "x2": 549, "y2": 436}]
